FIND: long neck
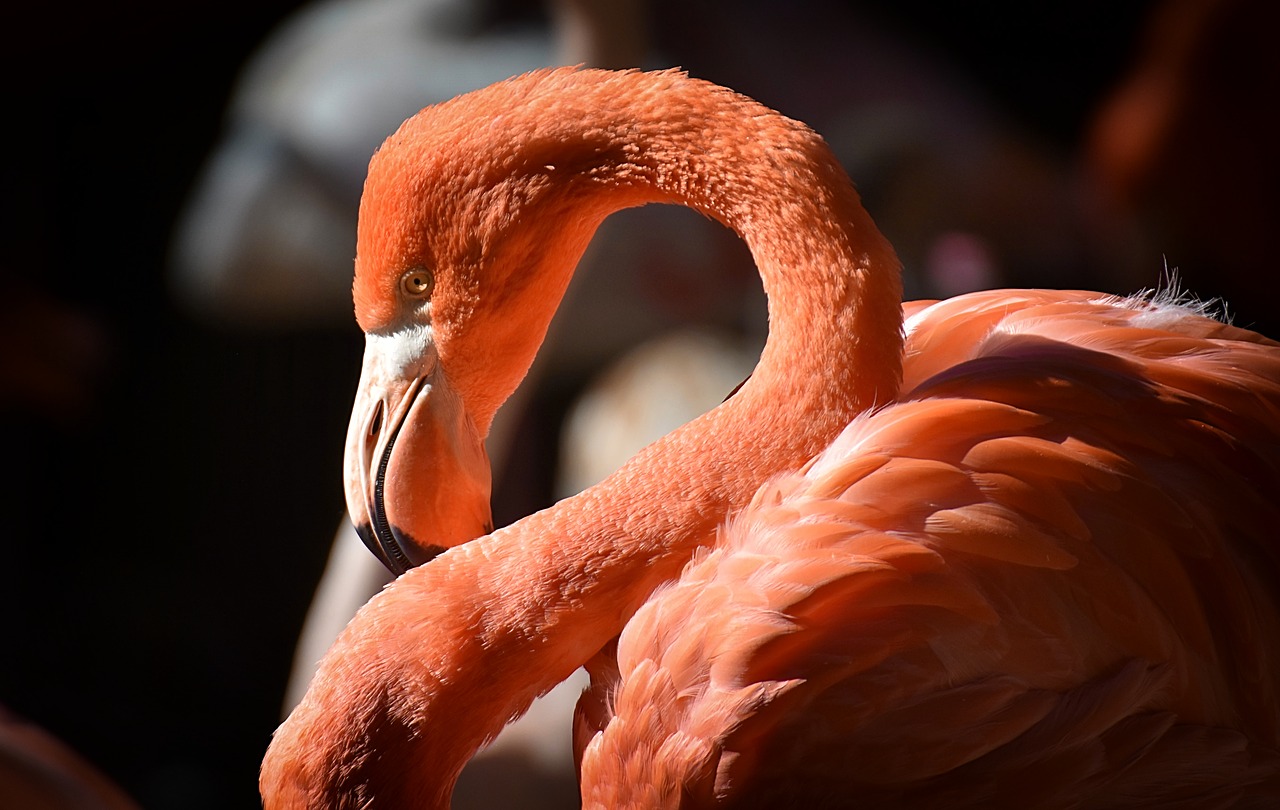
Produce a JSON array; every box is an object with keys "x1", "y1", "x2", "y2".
[{"x1": 268, "y1": 70, "x2": 904, "y2": 807}]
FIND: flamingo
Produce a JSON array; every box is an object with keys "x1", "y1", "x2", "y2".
[{"x1": 260, "y1": 67, "x2": 1280, "y2": 807}]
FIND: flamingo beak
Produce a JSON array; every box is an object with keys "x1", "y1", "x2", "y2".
[{"x1": 343, "y1": 330, "x2": 493, "y2": 575}]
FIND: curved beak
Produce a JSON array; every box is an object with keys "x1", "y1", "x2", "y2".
[{"x1": 343, "y1": 330, "x2": 493, "y2": 575}]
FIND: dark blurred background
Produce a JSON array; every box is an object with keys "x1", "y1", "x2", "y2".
[{"x1": 3, "y1": 0, "x2": 1275, "y2": 807}]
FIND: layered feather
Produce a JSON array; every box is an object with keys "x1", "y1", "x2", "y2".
[{"x1": 579, "y1": 290, "x2": 1280, "y2": 808}]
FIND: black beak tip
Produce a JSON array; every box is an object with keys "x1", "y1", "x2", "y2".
[
  {"x1": 353, "y1": 516, "x2": 407, "y2": 575},
  {"x1": 354, "y1": 520, "x2": 446, "y2": 576}
]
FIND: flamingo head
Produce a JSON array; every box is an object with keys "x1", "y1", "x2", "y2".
[{"x1": 342, "y1": 69, "x2": 619, "y2": 573}]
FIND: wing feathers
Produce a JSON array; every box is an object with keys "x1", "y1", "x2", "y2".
[{"x1": 579, "y1": 291, "x2": 1280, "y2": 806}]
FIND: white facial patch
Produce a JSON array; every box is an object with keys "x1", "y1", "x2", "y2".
[{"x1": 365, "y1": 322, "x2": 438, "y2": 382}]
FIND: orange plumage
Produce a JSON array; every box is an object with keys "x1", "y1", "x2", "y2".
[
  {"x1": 262, "y1": 68, "x2": 1280, "y2": 808},
  {"x1": 583, "y1": 289, "x2": 1280, "y2": 806}
]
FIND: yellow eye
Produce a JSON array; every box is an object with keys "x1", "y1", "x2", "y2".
[{"x1": 401, "y1": 267, "x2": 434, "y2": 298}]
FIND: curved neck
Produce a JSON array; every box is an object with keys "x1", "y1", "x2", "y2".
[
  {"x1": 271, "y1": 69, "x2": 904, "y2": 807},
  {"x1": 419, "y1": 69, "x2": 904, "y2": 435}
]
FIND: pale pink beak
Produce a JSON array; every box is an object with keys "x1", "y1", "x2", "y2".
[{"x1": 343, "y1": 332, "x2": 492, "y2": 575}]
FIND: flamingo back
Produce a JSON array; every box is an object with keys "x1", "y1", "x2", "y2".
[{"x1": 578, "y1": 289, "x2": 1280, "y2": 808}]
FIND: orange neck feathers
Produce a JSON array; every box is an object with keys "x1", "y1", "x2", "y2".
[
  {"x1": 352, "y1": 67, "x2": 903, "y2": 434},
  {"x1": 265, "y1": 67, "x2": 904, "y2": 807}
]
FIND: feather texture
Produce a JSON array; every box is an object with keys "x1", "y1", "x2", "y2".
[
  {"x1": 260, "y1": 69, "x2": 1280, "y2": 809},
  {"x1": 580, "y1": 292, "x2": 1280, "y2": 807}
]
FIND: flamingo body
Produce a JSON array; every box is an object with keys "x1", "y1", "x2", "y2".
[
  {"x1": 581, "y1": 289, "x2": 1280, "y2": 807},
  {"x1": 261, "y1": 69, "x2": 1280, "y2": 808}
]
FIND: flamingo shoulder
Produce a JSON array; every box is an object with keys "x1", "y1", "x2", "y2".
[{"x1": 578, "y1": 291, "x2": 1280, "y2": 807}]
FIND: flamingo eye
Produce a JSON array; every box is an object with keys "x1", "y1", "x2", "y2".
[{"x1": 401, "y1": 267, "x2": 434, "y2": 299}]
